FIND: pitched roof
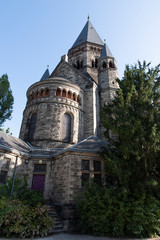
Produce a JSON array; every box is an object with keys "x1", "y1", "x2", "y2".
[
  {"x1": 100, "y1": 43, "x2": 113, "y2": 58},
  {"x1": 0, "y1": 131, "x2": 30, "y2": 156},
  {"x1": 53, "y1": 135, "x2": 108, "y2": 157},
  {"x1": 40, "y1": 68, "x2": 50, "y2": 81},
  {"x1": 71, "y1": 20, "x2": 103, "y2": 49}
]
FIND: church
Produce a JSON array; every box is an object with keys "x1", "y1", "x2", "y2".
[{"x1": 0, "y1": 18, "x2": 119, "y2": 221}]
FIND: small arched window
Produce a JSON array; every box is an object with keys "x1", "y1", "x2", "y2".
[
  {"x1": 92, "y1": 60, "x2": 95, "y2": 68},
  {"x1": 35, "y1": 91, "x2": 39, "y2": 99},
  {"x1": 28, "y1": 113, "x2": 37, "y2": 141},
  {"x1": 77, "y1": 95, "x2": 80, "y2": 103},
  {"x1": 40, "y1": 89, "x2": 44, "y2": 97},
  {"x1": 45, "y1": 88, "x2": 50, "y2": 96},
  {"x1": 95, "y1": 58, "x2": 98, "y2": 68},
  {"x1": 62, "y1": 89, "x2": 67, "y2": 97},
  {"x1": 62, "y1": 113, "x2": 71, "y2": 142},
  {"x1": 31, "y1": 92, "x2": 34, "y2": 100},
  {"x1": 80, "y1": 61, "x2": 83, "y2": 68},
  {"x1": 68, "y1": 91, "x2": 72, "y2": 99},
  {"x1": 102, "y1": 62, "x2": 107, "y2": 69},
  {"x1": 77, "y1": 60, "x2": 80, "y2": 70},
  {"x1": 109, "y1": 60, "x2": 114, "y2": 68},
  {"x1": 73, "y1": 93, "x2": 76, "y2": 101},
  {"x1": 56, "y1": 88, "x2": 61, "y2": 96}
]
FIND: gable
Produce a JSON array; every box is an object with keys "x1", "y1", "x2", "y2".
[{"x1": 50, "y1": 60, "x2": 93, "y2": 90}]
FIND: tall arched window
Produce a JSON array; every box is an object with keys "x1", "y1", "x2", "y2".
[
  {"x1": 62, "y1": 113, "x2": 71, "y2": 142},
  {"x1": 28, "y1": 113, "x2": 37, "y2": 140}
]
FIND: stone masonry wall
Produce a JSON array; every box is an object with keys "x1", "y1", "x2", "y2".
[{"x1": 20, "y1": 78, "x2": 83, "y2": 148}]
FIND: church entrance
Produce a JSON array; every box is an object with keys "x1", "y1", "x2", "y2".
[{"x1": 31, "y1": 174, "x2": 45, "y2": 192}]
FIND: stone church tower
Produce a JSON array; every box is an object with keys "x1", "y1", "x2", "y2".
[{"x1": 19, "y1": 18, "x2": 119, "y2": 148}]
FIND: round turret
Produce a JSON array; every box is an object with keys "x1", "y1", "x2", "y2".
[{"x1": 19, "y1": 77, "x2": 84, "y2": 148}]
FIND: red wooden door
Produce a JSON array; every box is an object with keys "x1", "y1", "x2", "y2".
[{"x1": 31, "y1": 174, "x2": 45, "y2": 192}]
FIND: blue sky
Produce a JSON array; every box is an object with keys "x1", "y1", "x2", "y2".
[{"x1": 1, "y1": 0, "x2": 160, "y2": 137}]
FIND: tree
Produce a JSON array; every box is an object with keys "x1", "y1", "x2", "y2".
[
  {"x1": 77, "y1": 62, "x2": 160, "y2": 238},
  {"x1": 0, "y1": 74, "x2": 14, "y2": 127},
  {"x1": 101, "y1": 61, "x2": 160, "y2": 198}
]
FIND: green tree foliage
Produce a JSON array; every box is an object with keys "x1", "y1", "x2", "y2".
[
  {"x1": 77, "y1": 61, "x2": 160, "y2": 238},
  {"x1": 0, "y1": 127, "x2": 12, "y2": 135},
  {"x1": 77, "y1": 183, "x2": 160, "y2": 237},
  {"x1": 0, "y1": 74, "x2": 14, "y2": 127},
  {"x1": 101, "y1": 61, "x2": 160, "y2": 198}
]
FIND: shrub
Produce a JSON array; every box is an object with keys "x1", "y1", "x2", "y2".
[
  {"x1": 0, "y1": 198, "x2": 54, "y2": 238},
  {"x1": 0, "y1": 177, "x2": 44, "y2": 206},
  {"x1": 77, "y1": 183, "x2": 160, "y2": 238}
]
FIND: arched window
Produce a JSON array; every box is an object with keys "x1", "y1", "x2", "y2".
[
  {"x1": 68, "y1": 91, "x2": 72, "y2": 99},
  {"x1": 73, "y1": 93, "x2": 76, "y2": 101},
  {"x1": 102, "y1": 62, "x2": 107, "y2": 69},
  {"x1": 109, "y1": 60, "x2": 114, "y2": 68},
  {"x1": 77, "y1": 60, "x2": 80, "y2": 70},
  {"x1": 31, "y1": 92, "x2": 34, "y2": 100},
  {"x1": 62, "y1": 113, "x2": 71, "y2": 142},
  {"x1": 40, "y1": 89, "x2": 44, "y2": 97},
  {"x1": 62, "y1": 89, "x2": 67, "y2": 97},
  {"x1": 77, "y1": 95, "x2": 80, "y2": 104},
  {"x1": 44, "y1": 88, "x2": 50, "y2": 96},
  {"x1": 92, "y1": 60, "x2": 95, "y2": 68},
  {"x1": 28, "y1": 113, "x2": 37, "y2": 141},
  {"x1": 95, "y1": 58, "x2": 98, "y2": 68},
  {"x1": 80, "y1": 61, "x2": 83, "y2": 68},
  {"x1": 35, "y1": 91, "x2": 39, "y2": 99},
  {"x1": 56, "y1": 88, "x2": 61, "y2": 96}
]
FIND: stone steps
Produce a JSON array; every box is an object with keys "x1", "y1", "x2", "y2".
[{"x1": 46, "y1": 202, "x2": 65, "y2": 233}]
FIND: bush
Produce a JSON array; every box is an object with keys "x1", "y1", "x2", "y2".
[
  {"x1": 77, "y1": 183, "x2": 160, "y2": 238},
  {"x1": 0, "y1": 177, "x2": 44, "y2": 206},
  {"x1": 0, "y1": 197, "x2": 54, "y2": 238}
]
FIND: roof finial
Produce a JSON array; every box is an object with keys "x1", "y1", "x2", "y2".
[
  {"x1": 104, "y1": 39, "x2": 106, "y2": 43},
  {"x1": 88, "y1": 14, "x2": 90, "y2": 20},
  {"x1": 47, "y1": 65, "x2": 49, "y2": 69}
]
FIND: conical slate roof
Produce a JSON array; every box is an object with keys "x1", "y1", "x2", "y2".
[
  {"x1": 100, "y1": 43, "x2": 113, "y2": 58},
  {"x1": 40, "y1": 68, "x2": 50, "y2": 81},
  {"x1": 71, "y1": 19, "x2": 103, "y2": 49}
]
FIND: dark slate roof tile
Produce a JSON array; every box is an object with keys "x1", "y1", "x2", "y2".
[
  {"x1": 71, "y1": 20, "x2": 103, "y2": 49},
  {"x1": 40, "y1": 68, "x2": 50, "y2": 81},
  {"x1": 100, "y1": 43, "x2": 113, "y2": 58},
  {"x1": 0, "y1": 131, "x2": 30, "y2": 155}
]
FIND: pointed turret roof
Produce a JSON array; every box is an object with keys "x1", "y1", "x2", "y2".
[
  {"x1": 71, "y1": 19, "x2": 103, "y2": 49},
  {"x1": 40, "y1": 68, "x2": 50, "y2": 81},
  {"x1": 100, "y1": 42, "x2": 113, "y2": 58}
]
